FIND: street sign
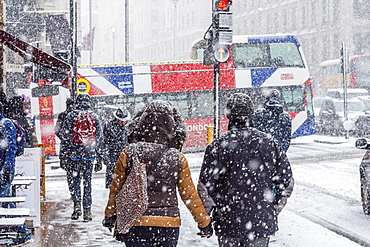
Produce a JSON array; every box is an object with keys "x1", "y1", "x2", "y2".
[
  {"x1": 214, "y1": 44, "x2": 229, "y2": 63},
  {"x1": 31, "y1": 84, "x2": 59, "y2": 97},
  {"x1": 218, "y1": 29, "x2": 233, "y2": 45}
]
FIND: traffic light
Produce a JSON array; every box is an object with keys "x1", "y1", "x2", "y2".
[
  {"x1": 215, "y1": 0, "x2": 232, "y2": 11},
  {"x1": 204, "y1": 0, "x2": 233, "y2": 65}
]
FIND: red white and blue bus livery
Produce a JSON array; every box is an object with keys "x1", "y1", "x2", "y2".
[{"x1": 35, "y1": 34, "x2": 315, "y2": 153}]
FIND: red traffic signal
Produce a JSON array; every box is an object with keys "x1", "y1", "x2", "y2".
[{"x1": 216, "y1": 0, "x2": 232, "y2": 11}]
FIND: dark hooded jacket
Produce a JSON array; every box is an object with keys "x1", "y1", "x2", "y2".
[
  {"x1": 105, "y1": 100, "x2": 210, "y2": 231},
  {"x1": 7, "y1": 96, "x2": 34, "y2": 148},
  {"x1": 199, "y1": 93, "x2": 293, "y2": 239},
  {"x1": 253, "y1": 90, "x2": 291, "y2": 152},
  {"x1": 59, "y1": 94, "x2": 104, "y2": 161},
  {"x1": 54, "y1": 98, "x2": 74, "y2": 140}
]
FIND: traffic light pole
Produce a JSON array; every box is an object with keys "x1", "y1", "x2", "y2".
[
  {"x1": 214, "y1": 63, "x2": 220, "y2": 139},
  {"x1": 70, "y1": 0, "x2": 77, "y2": 100}
]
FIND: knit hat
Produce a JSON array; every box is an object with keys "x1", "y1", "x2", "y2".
[
  {"x1": 226, "y1": 93, "x2": 254, "y2": 120},
  {"x1": 114, "y1": 108, "x2": 131, "y2": 121},
  {"x1": 76, "y1": 93, "x2": 91, "y2": 110},
  {"x1": 266, "y1": 89, "x2": 281, "y2": 104}
]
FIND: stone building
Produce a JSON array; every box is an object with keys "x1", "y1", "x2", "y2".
[{"x1": 232, "y1": 0, "x2": 370, "y2": 92}]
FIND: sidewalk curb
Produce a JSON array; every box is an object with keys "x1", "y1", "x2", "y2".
[{"x1": 314, "y1": 139, "x2": 351, "y2": 144}]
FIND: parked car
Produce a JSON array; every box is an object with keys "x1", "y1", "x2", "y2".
[
  {"x1": 325, "y1": 88, "x2": 369, "y2": 99},
  {"x1": 316, "y1": 97, "x2": 365, "y2": 135},
  {"x1": 354, "y1": 96, "x2": 370, "y2": 136},
  {"x1": 355, "y1": 138, "x2": 370, "y2": 215}
]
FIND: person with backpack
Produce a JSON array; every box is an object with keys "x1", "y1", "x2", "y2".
[
  {"x1": 103, "y1": 100, "x2": 212, "y2": 246},
  {"x1": 60, "y1": 93, "x2": 104, "y2": 222},
  {"x1": 0, "y1": 102, "x2": 33, "y2": 246},
  {"x1": 102, "y1": 107, "x2": 130, "y2": 189}
]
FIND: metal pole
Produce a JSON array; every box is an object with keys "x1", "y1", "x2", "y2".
[
  {"x1": 125, "y1": 0, "x2": 129, "y2": 63},
  {"x1": 70, "y1": 0, "x2": 77, "y2": 100},
  {"x1": 214, "y1": 63, "x2": 220, "y2": 139},
  {"x1": 172, "y1": 0, "x2": 179, "y2": 60},
  {"x1": 342, "y1": 42, "x2": 348, "y2": 139},
  {"x1": 89, "y1": 0, "x2": 92, "y2": 64}
]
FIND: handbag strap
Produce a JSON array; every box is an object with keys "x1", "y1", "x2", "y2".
[{"x1": 147, "y1": 147, "x2": 169, "y2": 176}]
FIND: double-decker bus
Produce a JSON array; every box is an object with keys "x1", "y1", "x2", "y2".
[
  {"x1": 33, "y1": 34, "x2": 315, "y2": 153},
  {"x1": 319, "y1": 55, "x2": 370, "y2": 91},
  {"x1": 70, "y1": 34, "x2": 315, "y2": 152}
]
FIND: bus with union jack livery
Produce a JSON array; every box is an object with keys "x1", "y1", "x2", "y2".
[
  {"x1": 319, "y1": 55, "x2": 370, "y2": 91},
  {"x1": 33, "y1": 34, "x2": 316, "y2": 153}
]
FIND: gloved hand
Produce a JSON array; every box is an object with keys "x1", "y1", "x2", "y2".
[
  {"x1": 197, "y1": 222, "x2": 213, "y2": 238},
  {"x1": 60, "y1": 159, "x2": 68, "y2": 170},
  {"x1": 103, "y1": 155, "x2": 110, "y2": 165},
  {"x1": 1, "y1": 168, "x2": 12, "y2": 184},
  {"x1": 102, "y1": 215, "x2": 117, "y2": 231},
  {"x1": 94, "y1": 161, "x2": 103, "y2": 172}
]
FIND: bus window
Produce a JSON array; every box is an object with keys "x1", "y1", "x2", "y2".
[
  {"x1": 269, "y1": 42, "x2": 304, "y2": 67},
  {"x1": 190, "y1": 91, "x2": 213, "y2": 119},
  {"x1": 232, "y1": 42, "x2": 304, "y2": 68},
  {"x1": 167, "y1": 93, "x2": 189, "y2": 119},
  {"x1": 281, "y1": 87, "x2": 305, "y2": 112}
]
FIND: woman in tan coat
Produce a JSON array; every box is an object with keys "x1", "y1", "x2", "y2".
[{"x1": 103, "y1": 100, "x2": 212, "y2": 246}]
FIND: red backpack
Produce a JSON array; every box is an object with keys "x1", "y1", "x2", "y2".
[{"x1": 72, "y1": 112, "x2": 97, "y2": 145}]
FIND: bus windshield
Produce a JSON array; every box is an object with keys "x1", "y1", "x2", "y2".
[{"x1": 232, "y1": 42, "x2": 305, "y2": 68}]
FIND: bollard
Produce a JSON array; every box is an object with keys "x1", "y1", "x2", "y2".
[{"x1": 207, "y1": 126, "x2": 215, "y2": 144}]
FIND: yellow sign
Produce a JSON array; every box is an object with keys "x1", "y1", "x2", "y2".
[{"x1": 76, "y1": 78, "x2": 91, "y2": 94}]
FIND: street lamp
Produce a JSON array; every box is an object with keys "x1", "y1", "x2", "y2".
[{"x1": 172, "y1": 0, "x2": 180, "y2": 60}]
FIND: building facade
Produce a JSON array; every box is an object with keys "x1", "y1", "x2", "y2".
[
  {"x1": 232, "y1": 0, "x2": 370, "y2": 93},
  {"x1": 128, "y1": 0, "x2": 212, "y2": 63}
]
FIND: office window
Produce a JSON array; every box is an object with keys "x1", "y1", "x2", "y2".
[
  {"x1": 333, "y1": 0, "x2": 340, "y2": 22},
  {"x1": 322, "y1": 0, "x2": 329, "y2": 23}
]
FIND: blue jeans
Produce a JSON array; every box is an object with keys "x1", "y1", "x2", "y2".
[
  {"x1": 0, "y1": 168, "x2": 30, "y2": 236},
  {"x1": 66, "y1": 160, "x2": 93, "y2": 212}
]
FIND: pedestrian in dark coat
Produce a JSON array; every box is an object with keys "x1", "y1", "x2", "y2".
[
  {"x1": 103, "y1": 100, "x2": 212, "y2": 246},
  {"x1": 7, "y1": 96, "x2": 34, "y2": 148},
  {"x1": 103, "y1": 108, "x2": 130, "y2": 188},
  {"x1": 253, "y1": 89, "x2": 292, "y2": 152},
  {"x1": 54, "y1": 98, "x2": 75, "y2": 140},
  {"x1": 60, "y1": 93, "x2": 104, "y2": 221},
  {"x1": 253, "y1": 89, "x2": 294, "y2": 214},
  {"x1": 0, "y1": 102, "x2": 33, "y2": 245},
  {"x1": 55, "y1": 98, "x2": 75, "y2": 170},
  {"x1": 198, "y1": 93, "x2": 293, "y2": 247}
]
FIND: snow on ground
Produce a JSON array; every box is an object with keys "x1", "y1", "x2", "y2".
[{"x1": 35, "y1": 135, "x2": 365, "y2": 246}]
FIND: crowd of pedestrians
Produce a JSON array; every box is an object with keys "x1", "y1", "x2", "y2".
[{"x1": 0, "y1": 88, "x2": 294, "y2": 247}]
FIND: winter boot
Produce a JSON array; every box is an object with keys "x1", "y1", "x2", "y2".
[
  {"x1": 83, "y1": 211, "x2": 92, "y2": 222},
  {"x1": 71, "y1": 205, "x2": 82, "y2": 220}
]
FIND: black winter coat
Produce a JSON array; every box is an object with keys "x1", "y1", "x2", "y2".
[
  {"x1": 253, "y1": 101, "x2": 291, "y2": 152},
  {"x1": 103, "y1": 119, "x2": 128, "y2": 158},
  {"x1": 199, "y1": 124, "x2": 293, "y2": 239}
]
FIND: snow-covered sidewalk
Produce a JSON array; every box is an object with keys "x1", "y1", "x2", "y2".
[{"x1": 30, "y1": 147, "x2": 362, "y2": 246}]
